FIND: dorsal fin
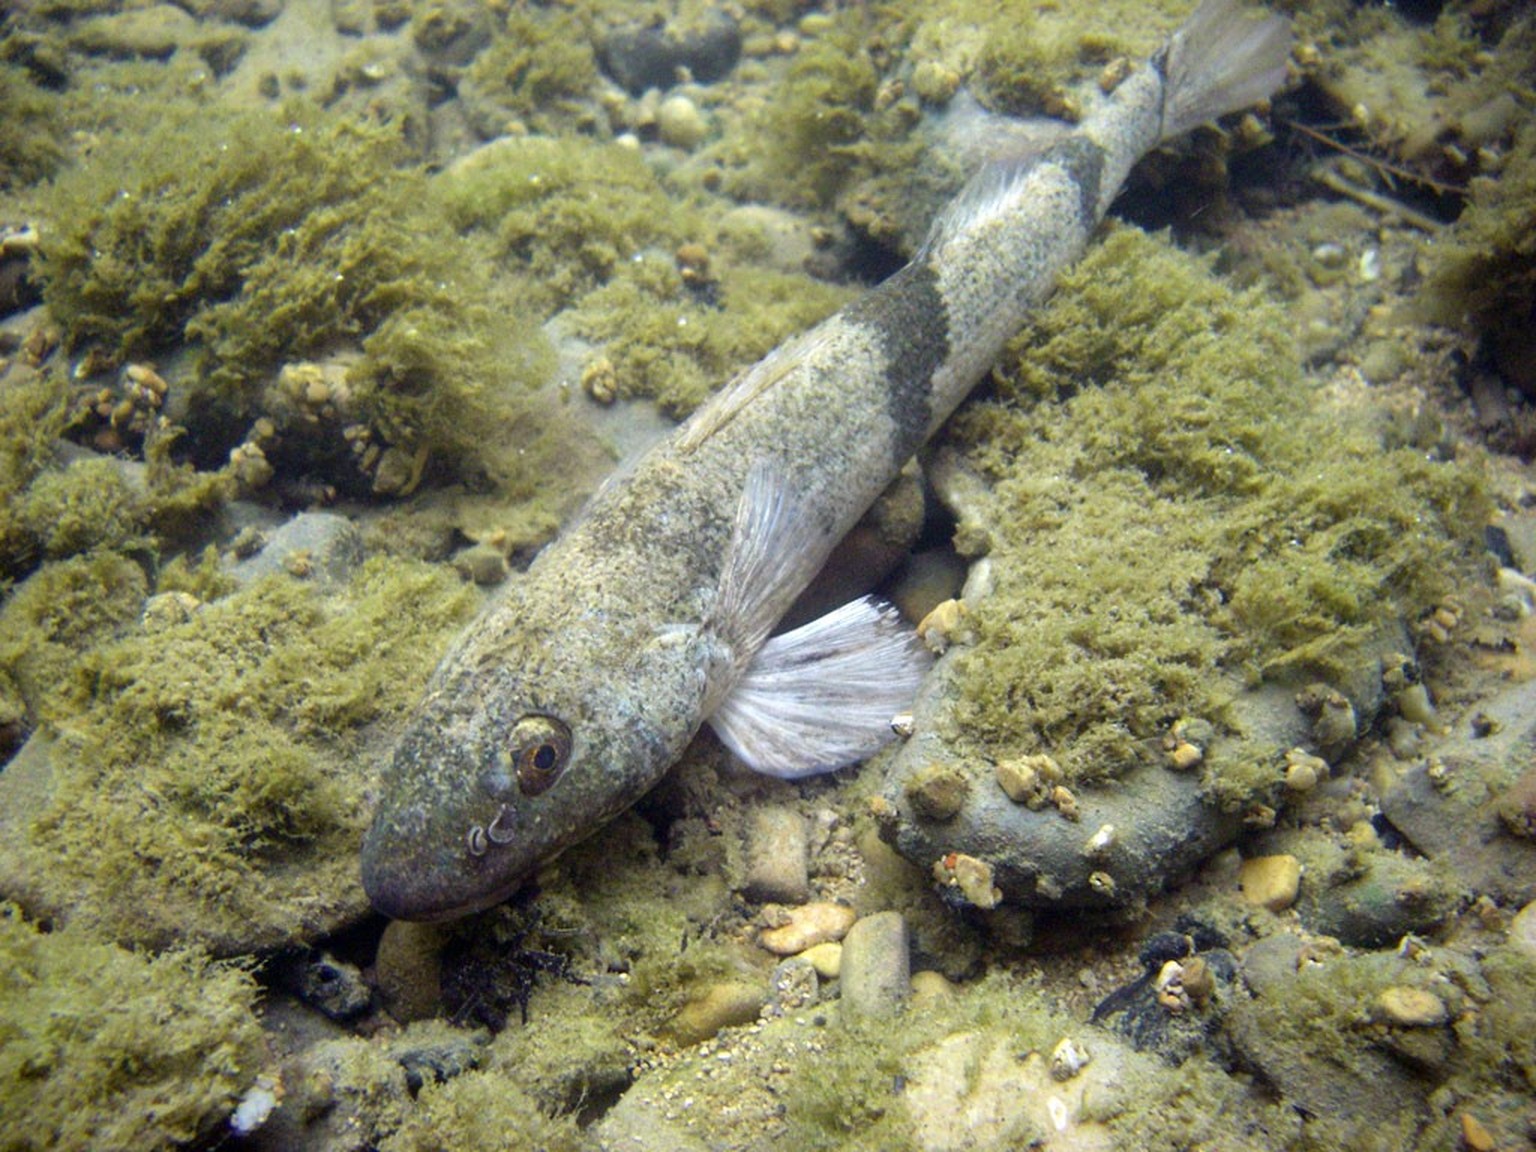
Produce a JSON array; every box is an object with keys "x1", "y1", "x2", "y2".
[{"x1": 676, "y1": 329, "x2": 831, "y2": 454}]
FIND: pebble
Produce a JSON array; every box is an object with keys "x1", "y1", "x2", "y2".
[
  {"x1": 600, "y1": 11, "x2": 741, "y2": 94},
  {"x1": 453, "y1": 542, "x2": 509, "y2": 586},
  {"x1": 839, "y1": 911, "x2": 910, "y2": 1018},
  {"x1": 742, "y1": 805, "x2": 810, "y2": 904},
  {"x1": 758, "y1": 901, "x2": 855, "y2": 955},
  {"x1": 1510, "y1": 899, "x2": 1536, "y2": 961},
  {"x1": 657, "y1": 94, "x2": 708, "y2": 150},
  {"x1": 766, "y1": 957, "x2": 819, "y2": 1015},
  {"x1": 1460, "y1": 1111, "x2": 1497, "y2": 1152},
  {"x1": 666, "y1": 981, "x2": 764, "y2": 1045},
  {"x1": 905, "y1": 761, "x2": 970, "y2": 821},
  {"x1": 1373, "y1": 985, "x2": 1448, "y2": 1028},
  {"x1": 373, "y1": 920, "x2": 448, "y2": 1023},
  {"x1": 1396, "y1": 682, "x2": 1437, "y2": 726},
  {"x1": 1048, "y1": 1036, "x2": 1090, "y2": 1081},
  {"x1": 932, "y1": 851, "x2": 1001, "y2": 909},
  {"x1": 910, "y1": 970, "x2": 956, "y2": 1004},
  {"x1": 801, "y1": 941, "x2": 842, "y2": 979},
  {"x1": 1238, "y1": 854, "x2": 1302, "y2": 912},
  {"x1": 995, "y1": 753, "x2": 1060, "y2": 806},
  {"x1": 1284, "y1": 748, "x2": 1327, "y2": 792}
]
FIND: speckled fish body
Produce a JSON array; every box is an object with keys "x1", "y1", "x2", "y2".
[{"x1": 362, "y1": 0, "x2": 1291, "y2": 921}]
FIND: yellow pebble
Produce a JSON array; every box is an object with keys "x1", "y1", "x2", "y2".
[{"x1": 1238, "y1": 854, "x2": 1301, "y2": 912}]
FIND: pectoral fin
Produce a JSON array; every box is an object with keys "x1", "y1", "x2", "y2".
[
  {"x1": 707, "y1": 596, "x2": 930, "y2": 778},
  {"x1": 710, "y1": 460, "x2": 840, "y2": 662}
]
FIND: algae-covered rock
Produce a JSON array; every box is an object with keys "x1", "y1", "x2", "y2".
[
  {"x1": 1379, "y1": 675, "x2": 1536, "y2": 906},
  {"x1": 1416, "y1": 120, "x2": 1536, "y2": 396},
  {"x1": 0, "y1": 65, "x2": 64, "y2": 190},
  {"x1": 0, "y1": 557, "x2": 476, "y2": 952},
  {"x1": 458, "y1": 6, "x2": 599, "y2": 138},
  {"x1": 0, "y1": 368, "x2": 71, "y2": 576},
  {"x1": 0, "y1": 550, "x2": 148, "y2": 719},
  {"x1": 1226, "y1": 930, "x2": 1536, "y2": 1152},
  {"x1": 379, "y1": 1067, "x2": 584, "y2": 1152},
  {"x1": 36, "y1": 100, "x2": 548, "y2": 492},
  {"x1": 0, "y1": 902, "x2": 264, "y2": 1152},
  {"x1": 879, "y1": 228, "x2": 1487, "y2": 908}
]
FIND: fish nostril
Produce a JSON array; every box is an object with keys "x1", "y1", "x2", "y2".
[{"x1": 486, "y1": 804, "x2": 517, "y2": 845}]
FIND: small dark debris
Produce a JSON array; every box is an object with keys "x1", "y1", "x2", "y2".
[
  {"x1": 269, "y1": 949, "x2": 373, "y2": 1021},
  {"x1": 441, "y1": 898, "x2": 589, "y2": 1031},
  {"x1": 398, "y1": 1032, "x2": 490, "y2": 1095}
]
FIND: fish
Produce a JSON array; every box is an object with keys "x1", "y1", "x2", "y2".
[{"x1": 361, "y1": 0, "x2": 1292, "y2": 921}]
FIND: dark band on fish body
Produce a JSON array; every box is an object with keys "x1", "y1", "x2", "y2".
[
  {"x1": 845, "y1": 261, "x2": 950, "y2": 463},
  {"x1": 1045, "y1": 135, "x2": 1107, "y2": 230}
]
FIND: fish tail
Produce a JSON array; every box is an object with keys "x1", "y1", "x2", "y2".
[{"x1": 1159, "y1": 0, "x2": 1291, "y2": 142}]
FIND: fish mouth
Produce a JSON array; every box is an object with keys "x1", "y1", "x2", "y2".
[{"x1": 360, "y1": 817, "x2": 522, "y2": 922}]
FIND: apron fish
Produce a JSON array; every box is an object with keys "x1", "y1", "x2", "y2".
[{"x1": 362, "y1": 0, "x2": 1291, "y2": 920}]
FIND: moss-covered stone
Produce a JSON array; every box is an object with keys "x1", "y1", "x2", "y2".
[
  {"x1": 0, "y1": 902, "x2": 264, "y2": 1152},
  {"x1": 7, "y1": 557, "x2": 476, "y2": 950},
  {"x1": 0, "y1": 370, "x2": 71, "y2": 576},
  {"x1": 753, "y1": 32, "x2": 878, "y2": 207},
  {"x1": 458, "y1": 5, "x2": 599, "y2": 139},
  {"x1": 944, "y1": 227, "x2": 1486, "y2": 791},
  {"x1": 437, "y1": 134, "x2": 692, "y2": 316},
  {"x1": 19, "y1": 457, "x2": 144, "y2": 560},
  {"x1": 379, "y1": 1070, "x2": 583, "y2": 1152},
  {"x1": 1416, "y1": 121, "x2": 1536, "y2": 394},
  {"x1": 35, "y1": 100, "x2": 548, "y2": 487},
  {"x1": 568, "y1": 256, "x2": 853, "y2": 417},
  {"x1": 0, "y1": 550, "x2": 148, "y2": 722},
  {"x1": 0, "y1": 65, "x2": 64, "y2": 190}
]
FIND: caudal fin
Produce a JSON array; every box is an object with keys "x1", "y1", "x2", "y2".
[{"x1": 1161, "y1": 0, "x2": 1291, "y2": 141}]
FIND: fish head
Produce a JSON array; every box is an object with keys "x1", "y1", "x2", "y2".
[{"x1": 361, "y1": 614, "x2": 706, "y2": 921}]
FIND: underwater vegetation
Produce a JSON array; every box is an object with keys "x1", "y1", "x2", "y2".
[
  {"x1": 0, "y1": 0, "x2": 1531, "y2": 1148},
  {"x1": 0, "y1": 557, "x2": 476, "y2": 951},
  {"x1": 945, "y1": 227, "x2": 1487, "y2": 795},
  {"x1": 34, "y1": 94, "x2": 548, "y2": 489},
  {"x1": 0, "y1": 902, "x2": 263, "y2": 1152}
]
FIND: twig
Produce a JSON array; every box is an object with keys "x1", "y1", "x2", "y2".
[
  {"x1": 1312, "y1": 164, "x2": 1445, "y2": 232},
  {"x1": 1284, "y1": 118, "x2": 1466, "y2": 198}
]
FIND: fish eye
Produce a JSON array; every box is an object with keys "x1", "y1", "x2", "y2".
[{"x1": 509, "y1": 715, "x2": 571, "y2": 796}]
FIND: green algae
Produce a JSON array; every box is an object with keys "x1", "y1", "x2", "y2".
[
  {"x1": 0, "y1": 902, "x2": 263, "y2": 1152},
  {"x1": 1225, "y1": 942, "x2": 1477, "y2": 1151},
  {"x1": 459, "y1": 5, "x2": 599, "y2": 138},
  {"x1": 0, "y1": 550, "x2": 147, "y2": 722},
  {"x1": 11, "y1": 557, "x2": 476, "y2": 950},
  {"x1": 970, "y1": 7, "x2": 1124, "y2": 120},
  {"x1": 569, "y1": 255, "x2": 854, "y2": 417},
  {"x1": 1416, "y1": 120, "x2": 1536, "y2": 390},
  {"x1": 944, "y1": 227, "x2": 1486, "y2": 792},
  {"x1": 435, "y1": 133, "x2": 856, "y2": 416},
  {"x1": 0, "y1": 370, "x2": 71, "y2": 577},
  {"x1": 754, "y1": 30, "x2": 879, "y2": 208},
  {"x1": 777, "y1": 967, "x2": 1279, "y2": 1152},
  {"x1": 153, "y1": 544, "x2": 238, "y2": 602},
  {"x1": 36, "y1": 97, "x2": 548, "y2": 487},
  {"x1": 379, "y1": 1070, "x2": 583, "y2": 1152},
  {"x1": 0, "y1": 373, "x2": 231, "y2": 592},
  {"x1": 19, "y1": 457, "x2": 144, "y2": 560},
  {"x1": 0, "y1": 64, "x2": 63, "y2": 190},
  {"x1": 437, "y1": 134, "x2": 694, "y2": 316}
]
